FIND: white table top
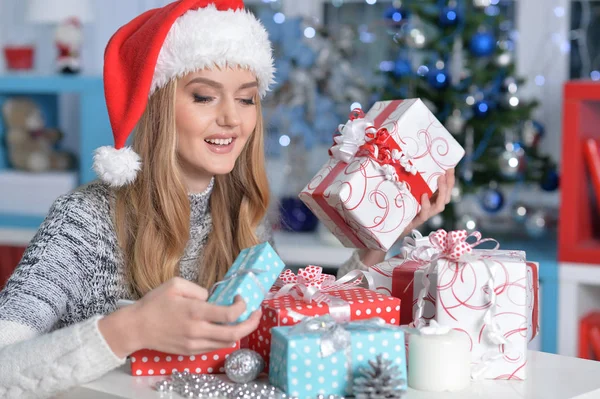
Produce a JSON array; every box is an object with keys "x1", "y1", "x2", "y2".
[{"x1": 56, "y1": 351, "x2": 600, "y2": 399}]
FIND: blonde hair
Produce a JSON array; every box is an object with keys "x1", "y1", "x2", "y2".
[{"x1": 114, "y1": 80, "x2": 270, "y2": 298}]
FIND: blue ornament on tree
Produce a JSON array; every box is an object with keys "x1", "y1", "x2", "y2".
[
  {"x1": 470, "y1": 30, "x2": 496, "y2": 57},
  {"x1": 540, "y1": 168, "x2": 559, "y2": 191},
  {"x1": 427, "y1": 67, "x2": 450, "y2": 89},
  {"x1": 440, "y1": 6, "x2": 460, "y2": 26},
  {"x1": 480, "y1": 185, "x2": 505, "y2": 213},
  {"x1": 393, "y1": 57, "x2": 412, "y2": 77},
  {"x1": 279, "y1": 197, "x2": 318, "y2": 232},
  {"x1": 384, "y1": 6, "x2": 408, "y2": 24},
  {"x1": 473, "y1": 99, "x2": 492, "y2": 118}
]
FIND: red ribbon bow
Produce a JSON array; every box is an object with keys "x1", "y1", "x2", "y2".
[
  {"x1": 274, "y1": 266, "x2": 364, "y2": 304},
  {"x1": 428, "y1": 229, "x2": 499, "y2": 261}
]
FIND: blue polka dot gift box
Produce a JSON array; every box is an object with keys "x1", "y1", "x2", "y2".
[
  {"x1": 208, "y1": 242, "x2": 285, "y2": 323},
  {"x1": 269, "y1": 315, "x2": 407, "y2": 398}
]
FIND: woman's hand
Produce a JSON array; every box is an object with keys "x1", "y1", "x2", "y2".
[
  {"x1": 402, "y1": 168, "x2": 455, "y2": 234},
  {"x1": 357, "y1": 168, "x2": 456, "y2": 267},
  {"x1": 99, "y1": 277, "x2": 261, "y2": 358}
]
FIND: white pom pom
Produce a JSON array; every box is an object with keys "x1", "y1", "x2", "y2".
[{"x1": 93, "y1": 146, "x2": 141, "y2": 187}]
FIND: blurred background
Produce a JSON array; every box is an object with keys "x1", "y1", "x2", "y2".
[{"x1": 0, "y1": 0, "x2": 599, "y2": 363}]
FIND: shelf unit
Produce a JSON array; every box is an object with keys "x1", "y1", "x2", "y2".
[
  {"x1": 557, "y1": 80, "x2": 600, "y2": 357},
  {"x1": 559, "y1": 80, "x2": 600, "y2": 264},
  {"x1": 0, "y1": 73, "x2": 111, "y2": 230}
]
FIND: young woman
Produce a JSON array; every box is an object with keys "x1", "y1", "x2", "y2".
[{"x1": 0, "y1": 1, "x2": 454, "y2": 397}]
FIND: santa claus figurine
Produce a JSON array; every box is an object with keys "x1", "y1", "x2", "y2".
[{"x1": 54, "y1": 17, "x2": 83, "y2": 74}]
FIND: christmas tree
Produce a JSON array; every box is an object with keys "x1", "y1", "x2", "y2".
[{"x1": 379, "y1": 0, "x2": 559, "y2": 235}]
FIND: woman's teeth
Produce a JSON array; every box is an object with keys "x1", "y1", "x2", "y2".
[{"x1": 205, "y1": 138, "x2": 233, "y2": 146}]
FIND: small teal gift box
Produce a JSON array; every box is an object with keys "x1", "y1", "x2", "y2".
[
  {"x1": 269, "y1": 316, "x2": 407, "y2": 398},
  {"x1": 208, "y1": 242, "x2": 285, "y2": 323}
]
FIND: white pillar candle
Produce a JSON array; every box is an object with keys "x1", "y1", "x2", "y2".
[{"x1": 408, "y1": 323, "x2": 471, "y2": 392}]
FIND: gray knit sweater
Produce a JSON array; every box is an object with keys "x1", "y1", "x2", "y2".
[{"x1": 0, "y1": 180, "x2": 365, "y2": 398}]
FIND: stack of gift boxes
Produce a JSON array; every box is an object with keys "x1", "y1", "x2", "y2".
[{"x1": 128, "y1": 99, "x2": 540, "y2": 397}]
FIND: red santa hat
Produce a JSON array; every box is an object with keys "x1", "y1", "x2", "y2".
[{"x1": 93, "y1": 0, "x2": 275, "y2": 187}]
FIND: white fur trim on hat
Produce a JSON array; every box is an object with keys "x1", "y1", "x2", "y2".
[
  {"x1": 93, "y1": 146, "x2": 142, "y2": 187},
  {"x1": 151, "y1": 4, "x2": 275, "y2": 98}
]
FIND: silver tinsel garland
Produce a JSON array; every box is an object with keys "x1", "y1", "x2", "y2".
[{"x1": 155, "y1": 371, "x2": 348, "y2": 399}]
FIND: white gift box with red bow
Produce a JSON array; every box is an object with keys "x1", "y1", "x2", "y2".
[
  {"x1": 404, "y1": 230, "x2": 539, "y2": 380},
  {"x1": 299, "y1": 99, "x2": 465, "y2": 251}
]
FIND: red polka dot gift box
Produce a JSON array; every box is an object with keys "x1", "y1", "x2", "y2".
[
  {"x1": 129, "y1": 342, "x2": 239, "y2": 376},
  {"x1": 247, "y1": 266, "x2": 401, "y2": 367}
]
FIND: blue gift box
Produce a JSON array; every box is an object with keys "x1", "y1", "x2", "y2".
[
  {"x1": 269, "y1": 316, "x2": 407, "y2": 398},
  {"x1": 207, "y1": 242, "x2": 285, "y2": 323}
]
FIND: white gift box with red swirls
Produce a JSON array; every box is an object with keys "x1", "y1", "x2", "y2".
[
  {"x1": 299, "y1": 99, "x2": 465, "y2": 251},
  {"x1": 413, "y1": 248, "x2": 539, "y2": 380}
]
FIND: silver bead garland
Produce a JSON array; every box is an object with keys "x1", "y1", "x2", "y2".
[
  {"x1": 155, "y1": 370, "x2": 286, "y2": 399},
  {"x1": 155, "y1": 370, "x2": 348, "y2": 399}
]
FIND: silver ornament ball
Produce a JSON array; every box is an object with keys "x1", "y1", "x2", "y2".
[
  {"x1": 512, "y1": 202, "x2": 529, "y2": 223},
  {"x1": 473, "y1": 0, "x2": 492, "y2": 8},
  {"x1": 225, "y1": 349, "x2": 265, "y2": 384},
  {"x1": 525, "y1": 210, "x2": 549, "y2": 237},
  {"x1": 498, "y1": 144, "x2": 525, "y2": 179},
  {"x1": 522, "y1": 120, "x2": 541, "y2": 147},
  {"x1": 428, "y1": 214, "x2": 445, "y2": 230},
  {"x1": 445, "y1": 109, "x2": 467, "y2": 135},
  {"x1": 495, "y1": 51, "x2": 513, "y2": 67},
  {"x1": 405, "y1": 27, "x2": 427, "y2": 49},
  {"x1": 456, "y1": 214, "x2": 478, "y2": 232},
  {"x1": 451, "y1": 184, "x2": 463, "y2": 202}
]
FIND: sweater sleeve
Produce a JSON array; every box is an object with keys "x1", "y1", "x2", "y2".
[
  {"x1": 337, "y1": 250, "x2": 368, "y2": 278},
  {"x1": 0, "y1": 192, "x2": 125, "y2": 398}
]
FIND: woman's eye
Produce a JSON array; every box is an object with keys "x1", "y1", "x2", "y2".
[
  {"x1": 240, "y1": 98, "x2": 255, "y2": 105},
  {"x1": 193, "y1": 95, "x2": 213, "y2": 103}
]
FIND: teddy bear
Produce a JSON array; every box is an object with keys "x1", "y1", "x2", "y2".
[{"x1": 1, "y1": 97, "x2": 76, "y2": 172}]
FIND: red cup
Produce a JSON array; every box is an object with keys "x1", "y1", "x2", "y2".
[{"x1": 3, "y1": 46, "x2": 34, "y2": 70}]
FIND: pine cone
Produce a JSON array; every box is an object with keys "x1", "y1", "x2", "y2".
[{"x1": 353, "y1": 354, "x2": 406, "y2": 399}]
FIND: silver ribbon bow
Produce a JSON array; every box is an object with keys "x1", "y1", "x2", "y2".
[{"x1": 330, "y1": 117, "x2": 376, "y2": 163}]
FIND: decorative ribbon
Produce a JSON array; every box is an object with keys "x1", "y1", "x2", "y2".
[
  {"x1": 287, "y1": 314, "x2": 391, "y2": 395},
  {"x1": 269, "y1": 267, "x2": 375, "y2": 323},
  {"x1": 208, "y1": 268, "x2": 266, "y2": 299},
  {"x1": 313, "y1": 102, "x2": 432, "y2": 249},
  {"x1": 403, "y1": 229, "x2": 511, "y2": 380}
]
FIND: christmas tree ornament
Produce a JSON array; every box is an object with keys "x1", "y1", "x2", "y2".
[
  {"x1": 498, "y1": 142, "x2": 525, "y2": 179},
  {"x1": 521, "y1": 119, "x2": 545, "y2": 148},
  {"x1": 426, "y1": 65, "x2": 450, "y2": 89},
  {"x1": 393, "y1": 57, "x2": 412, "y2": 78},
  {"x1": 525, "y1": 210, "x2": 549, "y2": 237},
  {"x1": 473, "y1": 99, "x2": 492, "y2": 118},
  {"x1": 456, "y1": 214, "x2": 478, "y2": 232},
  {"x1": 472, "y1": 0, "x2": 492, "y2": 8},
  {"x1": 445, "y1": 109, "x2": 467, "y2": 135},
  {"x1": 404, "y1": 16, "x2": 437, "y2": 49},
  {"x1": 224, "y1": 349, "x2": 265, "y2": 384},
  {"x1": 479, "y1": 183, "x2": 504, "y2": 213},
  {"x1": 512, "y1": 202, "x2": 529, "y2": 223},
  {"x1": 384, "y1": 6, "x2": 408, "y2": 25},
  {"x1": 427, "y1": 214, "x2": 445, "y2": 230},
  {"x1": 469, "y1": 29, "x2": 496, "y2": 57},
  {"x1": 451, "y1": 184, "x2": 463, "y2": 202},
  {"x1": 156, "y1": 370, "x2": 286, "y2": 399},
  {"x1": 440, "y1": 2, "x2": 460, "y2": 26},
  {"x1": 353, "y1": 354, "x2": 406, "y2": 399},
  {"x1": 540, "y1": 168, "x2": 560, "y2": 191},
  {"x1": 494, "y1": 51, "x2": 513, "y2": 67}
]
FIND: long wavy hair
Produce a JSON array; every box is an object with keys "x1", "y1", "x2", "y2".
[{"x1": 113, "y1": 79, "x2": 270, "y2": 298}]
